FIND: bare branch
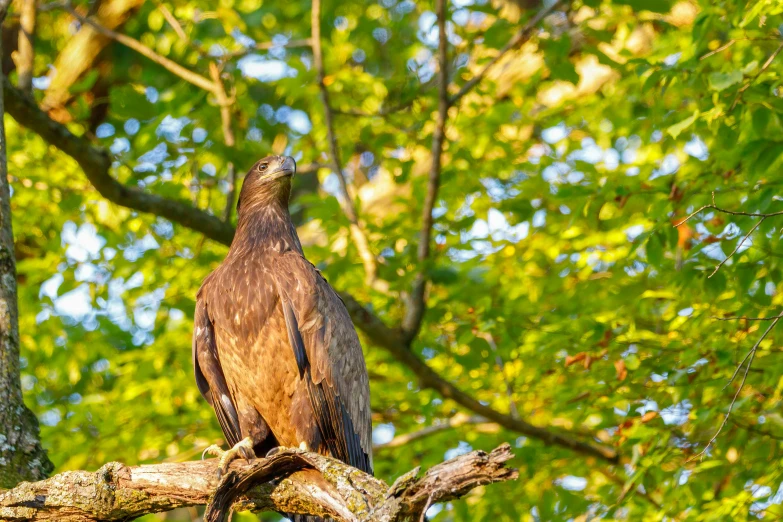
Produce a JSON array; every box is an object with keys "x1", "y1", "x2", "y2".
[
  {"x1": 690, "y1": 311, "x2": 783, "y2": 461},
  {"x1": 0, "y1": 445, "x2": 518, "y2": 522},
  {"x1": 311, "y1": 0, "x2": 379, "y2": 286},
  {"x1": 4, "y1": 80, "x2": 618, "y2": 464},
  {"x1": 402, "y1": 0, "x2": 449, "y2": 341},
  {"x1": 62, "y1": 2, "x2": 218, "y2": 93},
  {"x1": 674, "y1": 192, "x2": 782, "y2": 276},
  {"x1": 449, "y1": 0, "x2": 562, "y2": 106},
  {"x1": 674, "y1": 192, "x2": 783, "y2": 226},
  {"x1": 708, "y1": 216, "x2": 764, "y2": 277},
  {"x1": 15, "y1": 0, "x2": 36, "y2": 93}
]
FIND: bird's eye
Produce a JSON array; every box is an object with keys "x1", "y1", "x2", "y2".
[{"x1": 258, "y1": 163, "x2": 269, "y2": 172}]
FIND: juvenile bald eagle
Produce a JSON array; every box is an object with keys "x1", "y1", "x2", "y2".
[{"x1": 193, "y1": 156, "x2": 373, "y2": 510}]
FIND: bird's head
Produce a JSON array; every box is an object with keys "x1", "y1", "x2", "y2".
[{"x1": 237, "y1": 155, "x2": 297, "y2": 214}]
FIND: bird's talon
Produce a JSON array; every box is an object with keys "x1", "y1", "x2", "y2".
[
  {"x1": 217, "y1": 437, "x2": 256, "y2": 477},
  {"x1": 265, "y1": 446, "x2": 282, "y2": 458},
  {"x1": 201, "y1": 444, "x2": 224, "y2": 461}
]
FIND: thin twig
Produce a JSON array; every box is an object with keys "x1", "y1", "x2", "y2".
[
  {"x1": 731, "y1": 40, "x2": 783, "y2": 110},
  {"x1": 689, "y1": 312, "x2": 783, "y2": 461},
  {"x1": 219, "y1": 38, "x2": 312, "y2": 59},
  {"x1": 62, "y1": 2, "x2": 217, "y2": 93},
  {"x1": 207, "y1": 62, "x2": 239, "y2": 223},
  {"x1": 700, "y1": 39, "x2": 737, "y2": 60},
  {"x1": 708, "y1": 216, "x2": 764, "y2": 278},
  {"x1": 674, "y1": 192, "x2": 782, "y2": 277},
  {"x1": 153, "y1": 0, "x2": 209, "y2": 56},
  {"x1": 449, "y1": 0, "x2": 561, "y2": 106},
  {"x1": 374, "y1": 415, "x2": 493, "y2": 450},
  {"x1": 311, "y1": 0, "x2": 379, "y2": 286},
  {"x1": 712, "y1": 315, "x2": 783, "y2": 321},
  {"x1": 401, "y1": 0, "x2": 449, "y2": 341},
  {"x1": 674, "y1": 192, "x2": 783, "y2": 227},
  {"x1": 699, "y1": 36, "x2": 781, "y2": 60}
]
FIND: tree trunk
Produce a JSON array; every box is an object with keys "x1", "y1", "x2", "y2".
[{"x1": 0, "y1": 3, "x2": 54, "y2": 488}]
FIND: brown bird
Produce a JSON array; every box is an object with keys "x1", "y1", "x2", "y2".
[{"x1": 194, "y1": 156, "x2": 373, "y2": 517}]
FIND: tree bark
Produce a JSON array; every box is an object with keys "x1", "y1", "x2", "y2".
[
  {"x1": 14, "y1": 0, "x2": 35, "y2": 94},
  {"x1": 0, "y1": 444, "x2": 518, "y2": 522},
  {"x1": 0, "y1": 1, "x2": 54, "y2": 489}
]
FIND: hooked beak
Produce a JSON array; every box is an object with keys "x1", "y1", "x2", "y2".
[{"x1": 265, "y1": 156, "x2": 296, "y2": 181}]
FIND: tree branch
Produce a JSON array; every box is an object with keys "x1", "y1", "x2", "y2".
[
  {"x1": 61, "y1": 1, "x2": 218, "y2": 93},
  {"x1": 207, "y1": 62, "x2": 239, "y2": 224},
  {"x1": 14, "y1": 0, "x2": 36, "y2": 94},
  {"x1": 449, "y1": 0, "x2": 561, "y2": 106},
  {"x1": 402, "y1": 0, "x2": 449, "y2": 341},
  {"x1": 374, "y1": 414, "x2": 495, "y2": 450},
  {"x1": 3, "y1": 79, "x2": 236, "y2": 245},
  {"x1": 41, "y1": 0, "x2": 143, "y2": 115},
  {"x1": 311, "y1": 0, "x2": 379, "y2": 287},
  {"x1": 339, "y1": 292, "x2": 619, "y2": 463},
  {"x1": 3, "y1": 80, "x2": 618, "y2": 464},
  {"x1": 0, "y1": 445, "x2": 518, "y2": 522}
]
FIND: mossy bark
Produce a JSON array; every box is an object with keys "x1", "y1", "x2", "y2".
[{"x1": 0, "y1": 445, "x2": 517, "y2": 521}]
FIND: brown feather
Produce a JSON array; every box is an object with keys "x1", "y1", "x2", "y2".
[{"x1": 193, "y1": 155, "x2": 373, "y2": 479}]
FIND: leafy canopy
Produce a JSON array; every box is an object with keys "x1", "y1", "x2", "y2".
[{"x1": 9, "y1": 0, "x2": 783, "y2": 519}]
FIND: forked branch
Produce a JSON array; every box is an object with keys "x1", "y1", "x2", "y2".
[{"x1": 0, "y1": 444, "x2": 518, "y2": 522}]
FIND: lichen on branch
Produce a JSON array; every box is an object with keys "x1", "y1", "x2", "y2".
[{"x1": 0, "y1": 444, "x2": 518, "y2": 522}]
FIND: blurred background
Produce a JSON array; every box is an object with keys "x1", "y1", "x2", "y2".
[{"x1": 4, "y1": 0, "x2": 783, "y2": 519}]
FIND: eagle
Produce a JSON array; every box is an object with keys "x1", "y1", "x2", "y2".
[{"x1": 193, "y1": 156, "x2": 373, "y2": 514}]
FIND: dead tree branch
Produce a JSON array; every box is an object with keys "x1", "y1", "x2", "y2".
[
  {"x1": 0, "y1": 445, "x2": 518, "y2": 522},
  {"x1": 2, "y1": 80, "x2": 619, "y2": 464}
]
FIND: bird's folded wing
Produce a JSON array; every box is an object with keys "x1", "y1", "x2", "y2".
[
  {"x1": 274, "y1": 253, "x2": 373, "y2": 473},
  {"x1": 193, "y1": 294, "x2": 243, "y2": 447}
]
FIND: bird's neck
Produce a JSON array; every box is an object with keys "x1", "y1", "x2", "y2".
[{"x1": 232, "y1": 201, "x2": 303, "y2": 255}]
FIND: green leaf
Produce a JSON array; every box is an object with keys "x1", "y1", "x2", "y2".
[
  {"x1": 667, "y1": 111, "x2": 699, "y2": 138},
  {"x1": 708, "y1": 70, "x2": 743, "y2": 91}
]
